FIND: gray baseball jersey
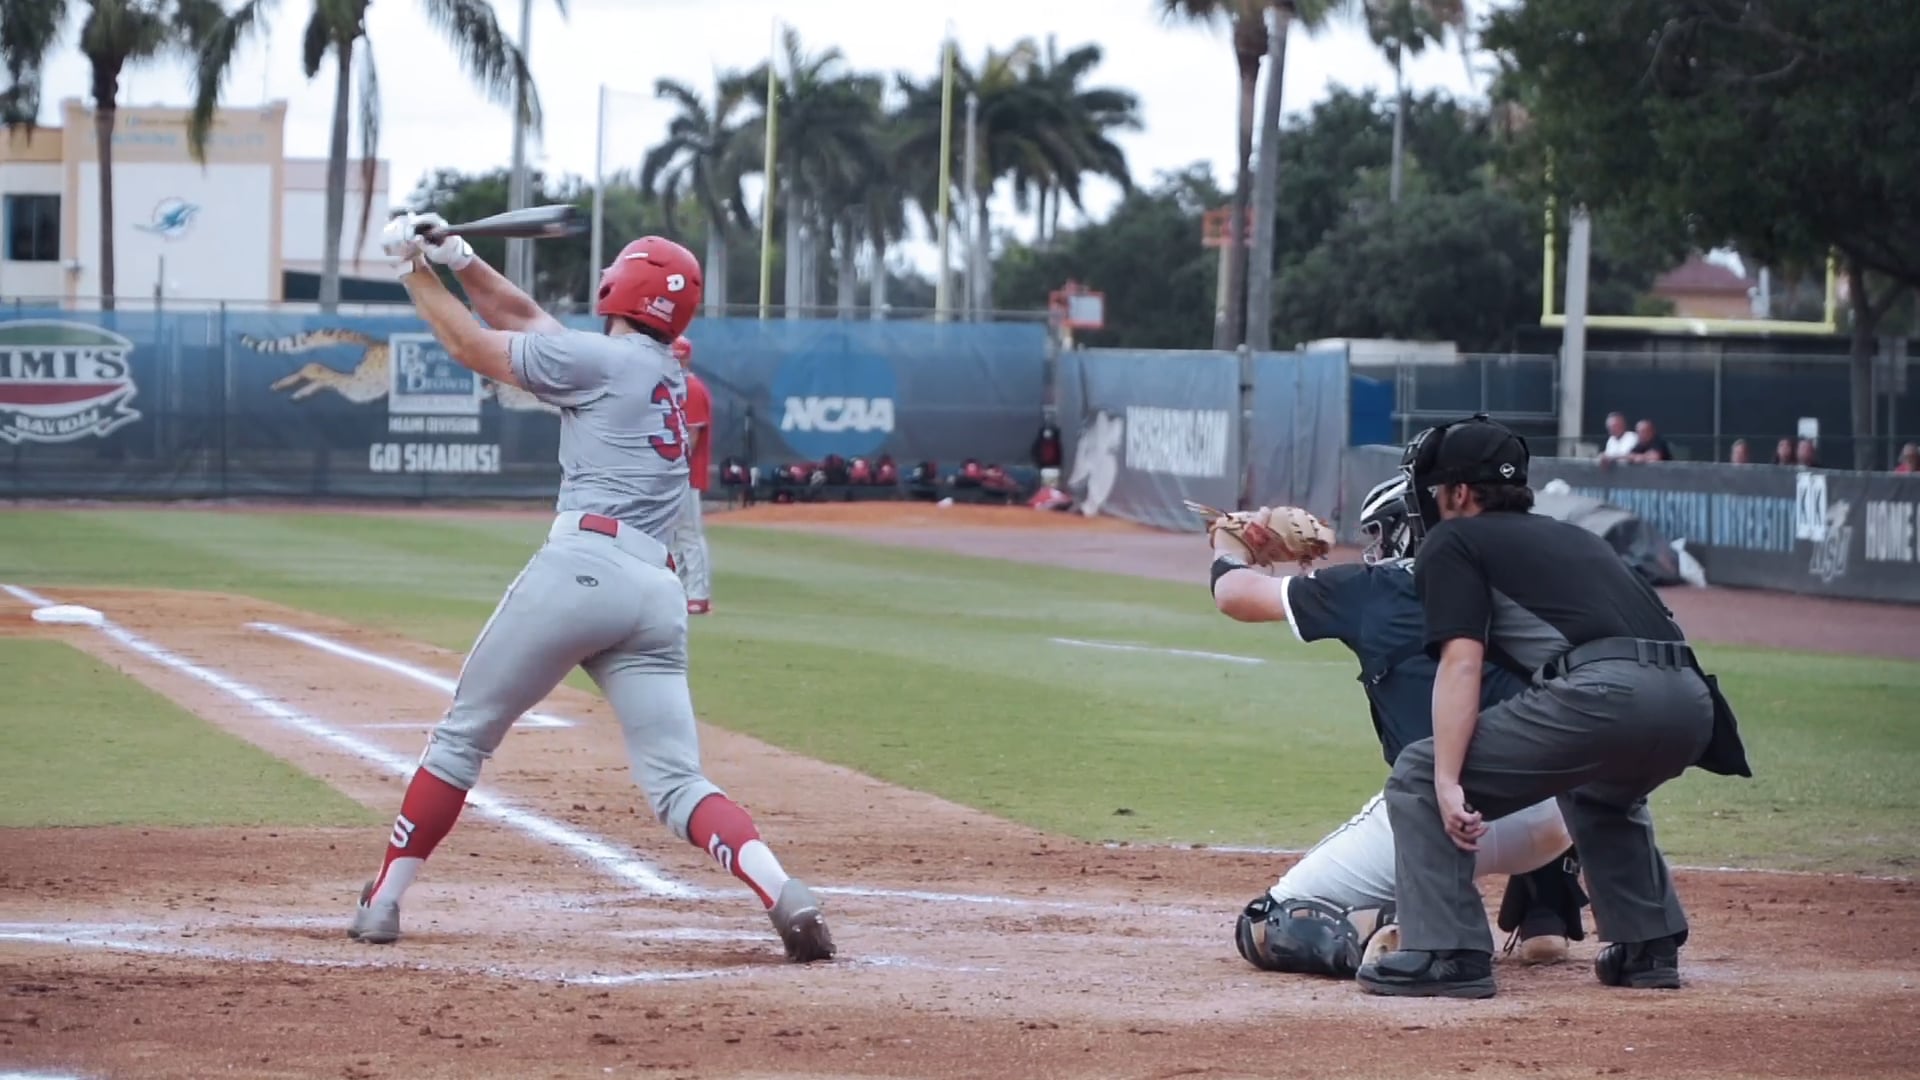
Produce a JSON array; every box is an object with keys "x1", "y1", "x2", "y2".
[
  {"x1": 509, "y1": 329, "x2": 690, "y2": 546},
  {"x1": 413, "y1": 326, "x2": 724, "y2": 843}
]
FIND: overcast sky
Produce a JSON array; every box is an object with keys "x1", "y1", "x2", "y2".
[{"x1": 29, "y1": 0, "x2": 1487, "y2": 272}]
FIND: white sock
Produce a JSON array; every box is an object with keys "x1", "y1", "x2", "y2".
[
  {"x1": 368, "y1": 856, "x2": 423, "y2": 908},
  {"x1": 736, "y1": 840, "x2": 790, "y2": 909}
]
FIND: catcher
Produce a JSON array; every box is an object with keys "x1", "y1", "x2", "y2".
[{"x1": 1198, "y1": 484, "x2": 1587, "y2": 979}]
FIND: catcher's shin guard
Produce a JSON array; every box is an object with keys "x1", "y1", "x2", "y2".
[{"x1": 1234, "y1": 896, "x2": 1369, "y2": 977}]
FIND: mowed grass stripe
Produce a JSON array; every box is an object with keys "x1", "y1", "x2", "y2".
[
  {"x1": 1, "y1": 507, "x2": 1914, "y2": 871},
  {"x1": 0, "y1": 638, "x2": 376, "y2": 827}
]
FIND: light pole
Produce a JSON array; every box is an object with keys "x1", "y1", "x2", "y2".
[
  {"x1": 505, "y1": 0, "x2": 533, "y2": 293},
  {"x1": 963, "y1": 90, "x2": 979, "y2": 319}
]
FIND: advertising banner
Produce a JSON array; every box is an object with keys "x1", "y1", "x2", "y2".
[
  {"x1": 0, "y1": 309, "x2": 1051, "y2": 500},
  {"x1": 1057, "y1": 349, "x2": 1240, "y2": 531},
  {"x1": 1340, "y1": 444, "x2": 1920, "y2": 603}
]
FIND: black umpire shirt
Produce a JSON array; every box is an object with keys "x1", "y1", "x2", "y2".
[
  {"x1": 1284, "y1": 560, "x2": 1531, "y2": 765},
  {"x1": 1413, "y1": 511, "x2": 1686, "y2": 671}
]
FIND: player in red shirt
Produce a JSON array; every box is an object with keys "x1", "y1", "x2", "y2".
[{"x1": 671, "y1": 336, "x2": 713, "y2": 614}]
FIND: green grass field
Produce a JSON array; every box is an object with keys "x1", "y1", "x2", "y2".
[
  {"x1": 0, "y1": 636, "x2": 374, "y2": 827},
  {"x1": 2, "y1": 506, "x2": 1914, "y2": 873}
]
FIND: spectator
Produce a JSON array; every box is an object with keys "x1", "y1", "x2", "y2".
[
  {"x1": 1628, "y1": 420, "x2": 1673, "y2": 463},
  {"x1": 1728, "y1": 439, "x2": 1751, "y2": 464},
  {"x1": 1895, "y1": 442, "x2": 1918, "y2": 473},
  {"x1": 1773, "y1": 438, "x2": 1796, "y2": 466},
  {"x1": 1598, "y1": 412, "x2": 1638, "y2": 466},
  {"x1": 1796, "y1": 438, "x2": 1819, "y2": 469}
]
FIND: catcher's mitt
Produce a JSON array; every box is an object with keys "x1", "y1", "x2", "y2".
[{"x1": 1187, "y1": 501, "x2": 1335, "y2": 570}]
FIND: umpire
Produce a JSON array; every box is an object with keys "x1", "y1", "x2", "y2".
[{"x1": 1357, "y1": 415, "x2": 1750, "y2": 1000}]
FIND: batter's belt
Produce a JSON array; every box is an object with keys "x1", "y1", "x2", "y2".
[{"x1": 550, "y1": 510, "x2": 674, "y2": 571}]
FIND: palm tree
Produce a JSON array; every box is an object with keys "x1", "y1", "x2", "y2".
[
  {"x1": 1, "y1": 0, "x2": 227, "y2": 310},
  {"x1": 1159, "y1": 0, "x2": 1269, "y2": 350},
  {"x1": 1357, "y1": 0, "x2": 1467, "y2": 203},
  {"x1": 1022, "y1": 37, "x2": 1139, "y2": 249},
  {"x1": 895, "y1": 38, "x2": 1135, "y2": 317},
  {"x1": 733, "y1": 28, "x2": 883, "y2": 318},
  {"x1": 191, "y1": 0, "x2": 553, "y2": 311},
  {"x1": 1246, "y1": 0, "x2": 1343, "y2": 350},
  {"x1": 640, "y1": 76, "x2": 753, "y2": 315},
  {"x1": 859, "y1": 115, "x2": 911, "y2": 319}
]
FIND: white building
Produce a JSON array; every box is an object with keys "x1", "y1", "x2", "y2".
[{"x1": 0, "y1": 99, "x2": 393, "y2": 306}]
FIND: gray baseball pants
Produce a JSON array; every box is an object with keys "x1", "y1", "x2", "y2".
[
  {"x1": 1385, "y1": 659, "x2": 1715, "y2": 953},
  {"x1": 418, "y1": 511, "x2": 723, "y2": 840}
]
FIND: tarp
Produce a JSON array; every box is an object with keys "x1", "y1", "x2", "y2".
[
  {"x1": 1245, "y1": 348, "x2": 1350, "y2": 523},
  {"x1": 1532, "y1": 489, "x2": 1685, "y2": 587}
]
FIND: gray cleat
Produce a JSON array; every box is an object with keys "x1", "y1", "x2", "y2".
[
  {"x1": 348, "y1": 880, "x2": 401, "y2": 944},
  {"x1": 768, "y1": 878, "x2": 835, "y2": 963}
]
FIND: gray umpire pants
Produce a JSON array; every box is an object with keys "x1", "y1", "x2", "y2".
[{"x1": 1385, "y1": 659, "x2": 1715, "y2": 953}]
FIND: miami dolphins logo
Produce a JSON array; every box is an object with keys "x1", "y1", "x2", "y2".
[{"x1": 134, "y1": 198, "x2": 201, "y2": 240}]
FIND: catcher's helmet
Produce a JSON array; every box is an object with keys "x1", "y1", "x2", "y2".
[
  {"x1": 1359, "y1": 473, "x2": 1419, "y2": 564},
  {"x1": 597, "y1": 237, "x2": 702, "y2": 339},
  {"x1": 670, "y1": 335, "x2": 693, "y2": 365}
]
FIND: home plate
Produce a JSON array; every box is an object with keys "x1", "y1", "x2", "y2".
[{"x1": 31, "y1": 604, "x2": 105, "y2": 626}]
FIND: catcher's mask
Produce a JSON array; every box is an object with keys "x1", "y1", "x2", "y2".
[
  {"x1": 1399, "y1": 413, "x2": 1531, "y2": 533},
  {"x1": 1358, "y1": 474, "x2": 1419, "y2": 564}
]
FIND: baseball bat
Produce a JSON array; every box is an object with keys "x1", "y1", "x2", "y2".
[{"x1": 414, "y1": 204, "x2": 587, "y2": 241}]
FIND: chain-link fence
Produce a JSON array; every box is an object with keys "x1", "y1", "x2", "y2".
[{"x1": 1347, "y1": 349, "x2": 1917, "y2": 471}]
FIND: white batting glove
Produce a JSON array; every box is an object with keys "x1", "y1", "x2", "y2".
[
  {"x1": 379, "y1": 213, "x2": 426, "y2": 260},
  {"x1": 410, "y1": 212, "x2": 477, "y2": 271}
]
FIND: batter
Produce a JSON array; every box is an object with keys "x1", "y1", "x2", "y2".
[{"x1": 347, "y1": 213, "x2": 834, "y2": 963}]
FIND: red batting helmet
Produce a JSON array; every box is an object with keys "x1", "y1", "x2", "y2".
[
  {"x1": 596, "y1": 236, "x2": 702, "y2": 339},
  {"x1": 671, "y1": 336, "x2": 693, "y2": 364}
]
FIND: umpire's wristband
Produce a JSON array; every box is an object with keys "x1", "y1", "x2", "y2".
[{"x1": 1210, "y1": 553, "x2": 1250, "y2": 597}]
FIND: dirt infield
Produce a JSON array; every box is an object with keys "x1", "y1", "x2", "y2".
[{"x1": 3, "y1": 508, "x2": 1918, "y2": 1079}]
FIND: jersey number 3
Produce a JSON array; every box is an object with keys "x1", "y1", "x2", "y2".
[{"x1": 650, "y1": 380, "x2": 689, "y2": 462}]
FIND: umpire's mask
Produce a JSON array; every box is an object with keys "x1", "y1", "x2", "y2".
[{"x1": 1401, "y1": 414, "x2": 1531, "y2": 530}]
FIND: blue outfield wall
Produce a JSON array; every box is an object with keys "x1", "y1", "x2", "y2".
[
  {"x1": 0, "y1": 309, "x2": 1050, "y2": 499},
  {"x1": 1342, "y1": 444, "x2": 1920, "y2": 603}
]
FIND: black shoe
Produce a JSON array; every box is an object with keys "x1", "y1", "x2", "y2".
[
  {"x1": 1357, "y1": 949, "x2": 1496, "y2": 999},
  {"x1": 1594, "y1": 931, "x2": 1685, "y2": 989}
]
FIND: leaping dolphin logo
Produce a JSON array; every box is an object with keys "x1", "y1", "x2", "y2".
[{"x1": 134, "y1": 198, "x2": 201, "y2": 240}]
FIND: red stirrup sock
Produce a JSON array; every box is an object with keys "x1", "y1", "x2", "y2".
[
  {"x1": 366, "y1": 768, "x2": 469, "y2": 907},
  {"x1": 687, "y1": 794, "x2": 791, "y2": 909}
]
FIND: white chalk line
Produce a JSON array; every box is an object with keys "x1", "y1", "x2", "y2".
[
  {"x1": 0, "y1": 584, "x2": 692, "y2": 900},
  {"x1": 243, "y1": 620, "x2": 1218, "y2": 911},
  {"x1": 1049, "y1": 636, "x2": 1347, "y2": 668},
  {"x1": 4, "y1": 584, "x2": 1220, "y2": 917},
  {"x1": 0, "y1": 921, "x2": 995, "y2": 982},
  {"x1": 247, "y1": 621, "x2": 573, "y2": 729},
  {"x1": 1050, "y1": 636, "x2": 1266, "y2": 665},
  {"x1": 0, "y1": 925, "x2": 748, "y2": 986}
]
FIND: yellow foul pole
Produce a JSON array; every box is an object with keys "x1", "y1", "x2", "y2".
[
  {"x1": 758, "y1": 20, "x2": 780, "y2": 320},
  {"x1": 933, "y1": 36, "x2": 956, "y2": 320}
]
